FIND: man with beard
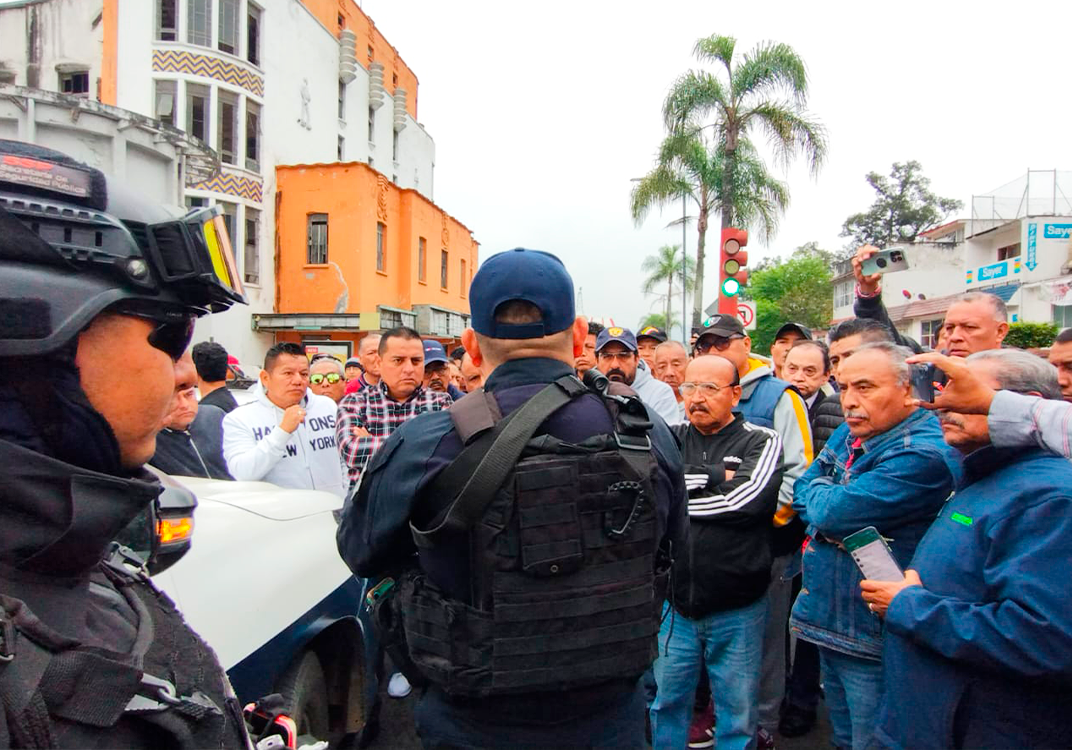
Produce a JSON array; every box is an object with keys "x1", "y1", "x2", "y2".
[
  {"x1": 595, "y1": 326, "x2": 682, "y2": 425},
  {"x1": 423, "y1": 339, "x2": 465, "y2": 401},
  {"x1": 861, "y1": 349, "x2": 1072, "y2": 749}
]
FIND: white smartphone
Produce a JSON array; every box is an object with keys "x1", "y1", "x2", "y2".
[
  {"x1": 843, "y1": 526, "x2": 904, "y2": 582},
  {"x1": 861, "y1": 248, "x2": 909, "y2": 276}
]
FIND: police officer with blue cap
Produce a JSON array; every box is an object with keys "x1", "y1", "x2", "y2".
[{"x1": 337, "y1": 247, "x2": 688, "y2": 749}]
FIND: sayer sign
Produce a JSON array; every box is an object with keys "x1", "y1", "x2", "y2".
[{"x1": 736, "y1": 301, "x2": 757, "y2": 330}]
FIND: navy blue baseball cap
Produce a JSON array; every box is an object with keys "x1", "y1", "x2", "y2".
[
  {"x1": 469, "y1": 248, "x2": 575, "y2": 339},
  {"x1": 595, "y1": 326, "x2": 638, "y2": 353},
  {"x1": 422, "y1": 340, "x2": 449, "y2": 365}
]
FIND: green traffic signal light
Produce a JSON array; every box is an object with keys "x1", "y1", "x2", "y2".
[{"x1": 722, "y1": 277, "x2": 741, "y2": 296}]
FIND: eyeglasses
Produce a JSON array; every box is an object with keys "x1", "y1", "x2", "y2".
[
  {"x1": 695, "y1": 334, "x2": 744, "y2": 353},
  {"x1": 310, "y1": 372, "x2": 342, "y2": 385},
  {"x1": 597, "y1": 350, "x2": 637, "y2": 362},
  {"x1": 679, "y1": 381, "x2": 737, "y2": 398},
  {"x1": 114, "y1": 307, "x2": 195, "y2": 362}
]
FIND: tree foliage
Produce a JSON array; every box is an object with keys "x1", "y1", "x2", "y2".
[
  {"x1": 640, "y1": 244, "x2": 696, "y2": 334},
  {"x1": 633, "y1": 34, "x2": 827, "y2": 329},
  {"x1": 745, "y1": 243, "x2": 833, "y2": 354},
  {"x1": 638, "y1": 312, "x2": 675, "y2": 333},
  {"x1": 1003, "y1": 322, "x2": 1059, "y2": 350},
  {"x1": 841, "y1": 161, "x2": 963, "y2": 249}
]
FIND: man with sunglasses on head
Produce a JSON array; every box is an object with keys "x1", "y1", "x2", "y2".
[
  {"x1": 310, "y1": 355, "x2": 347, "y2": 403},
  {"x1": 0, "y1": 141, "x2": 250, "y2": 746},
  {"x1": 693, "y1": 314, "x2": 814, "y2": 749},
  {"x1": 223, "y1": 342, "x2": 346, "y2": 497}
]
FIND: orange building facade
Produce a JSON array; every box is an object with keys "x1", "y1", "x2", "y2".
[{"x1": 259, "y1": 161, "x2": 478, "y2": 354}]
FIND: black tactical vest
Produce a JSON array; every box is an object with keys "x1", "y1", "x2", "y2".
[
  {"x1": 0, "y1": 546, "x2": 250, "y2": 749},
  {"x1": 401, "y1": 375, "x2": 665, "y2": 698}
]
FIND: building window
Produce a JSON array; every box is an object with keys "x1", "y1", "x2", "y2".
[
  {"x1": 460, "y1": 259, "x2": 467, "y2": 297},
  {"x1": 418, "y1": 237, "x2": 426, "y2": 283},
  {"x1": 60, "y1": 71, "x2": 90, "y2": 96},
  {"x1": 368, "y1": 106, "x2": 375, "y2": 141},
  {"x1": 244, "y1": 208, "x2": 260, "y2": 285},
  {"x1": 338, "y1": 81, "x2": 346, "y2": 120},
  {"x1": 392, "y1": 130, "x2": 399, "y2": 161},
  {"x1": 440, "y1": 250, "x2": 448, "y2": 289},
  {"x1": 0, "y1": 69, "x2": 15, "y2": 84},
  {"x1": 216, "y1": 201, "x2": 237, "y2": 258},
  {"x1": 376, "y1": 222, "x2": 386, "y2": 272},
  {"x1": 337, "y1": 136, "x2": 344, "y2": 161},
  {"x1": 217, "y1": 0, "x2": 239, "y2": 55},
  {"x1": 367, "y1": 45, "x2": 374, "y2": 60},
  {"x1": 185, "y1": 195, "x2": 207, "y2": 209},
  {"x1": 157, "y1": 0, "x2": 177, "y2": 40},
  {"x1": 1055, "y1": 305, "x2": 1072, "y2": 329},
  {"x1": 338, "y1": 13, "x2": 345, "y2": 30},
  {"x1": 186, "y1": 83, "x2": 209, "y2": 141},
  {"x1": 218, "y1": 90, "x2": 238, "y2": 165},
  {"x1": 246, "y1": 3, "x2": 261, "y2": 66},
  {"x1": 187, "y1": 0, "x2": 211, "y2": 46},
  {"x1": 834, "y1": 281, "x2": 852, "y2": 309},
  {"x1": 245, "y1": 100, "x2": 260, "y2": 170},
  {"x1": 920, "y1": 318, "x2": 944, "y2": 350},
  {"x1": 392, "y1": 73, "x2": 398, "y2": 85},
  {"x1": 154, "y1": 80, "x2": 176, "y2": 126},
  {"x1": 998, "y1": 242, "x2": 1022, "y2": 261},
  {"x1": 307, "y1": 213, "x2": 328, "y2": 264}
]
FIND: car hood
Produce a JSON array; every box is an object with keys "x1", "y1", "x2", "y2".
[{"x1": 171, "y1": 477, "x2": 343, "y2": 520}]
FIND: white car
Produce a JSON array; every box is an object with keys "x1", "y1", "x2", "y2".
[{"x1": 151, "y1": 476, "x2": 372, "y2": 742}]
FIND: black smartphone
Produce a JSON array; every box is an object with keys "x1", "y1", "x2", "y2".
[{"x1": 911, "y1": 365, "x2": 935, "y2": 403}]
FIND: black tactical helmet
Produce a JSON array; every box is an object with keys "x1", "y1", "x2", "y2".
[{"x1": 0, "y1": 140, "x2": 246, "y2": 357}]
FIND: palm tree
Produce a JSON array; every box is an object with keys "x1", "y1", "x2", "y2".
[
  {"x1": 638, "y1": 312, "x2": 672, "y2": 333},
  {"x1": 632, "y1": 132, "x2": 789, "y2": 328},
  {"x1": 637, "y1": 34, "x2": 827, "y2": 328},
  {"x1": 640, "y1": 244, "x2": 696, "y2": 332}
]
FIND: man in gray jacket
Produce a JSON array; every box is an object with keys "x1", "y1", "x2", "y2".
[{"x1": 595, "y1": 326, "x2": 682, "y2": 425}]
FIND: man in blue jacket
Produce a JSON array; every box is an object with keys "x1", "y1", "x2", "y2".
[
  {"x1": 862, "y1": 348, "x2": 1072, "y2": 749},
  {"x1": 790, "y1": 342, "x2": 960, "y2": 750}
]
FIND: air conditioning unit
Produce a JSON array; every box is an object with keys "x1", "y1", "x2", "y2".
[
  {"x1": 339, "y1": 29, "x2": 357, "y2": 84},
  {"x1": 368, "y1": 62, "x2": 385, "y2": 110}
]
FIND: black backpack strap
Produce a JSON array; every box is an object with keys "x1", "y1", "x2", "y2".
[{"x1": 411, "y1": 375, "x2": 587, "y2": 547}]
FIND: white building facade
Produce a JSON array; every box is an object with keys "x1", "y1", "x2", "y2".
[{"x1": 0, "y1": 0, "x2": 439, "y2": 365}]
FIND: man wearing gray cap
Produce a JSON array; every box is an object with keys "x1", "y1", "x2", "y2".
[{"x1": 337, "y1": 247, "x2": 689, "y2": 749}]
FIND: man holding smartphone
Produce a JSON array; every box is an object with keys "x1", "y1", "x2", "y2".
[{"x1": 789, "y1": 342, "x2": 960, "y2": 750}]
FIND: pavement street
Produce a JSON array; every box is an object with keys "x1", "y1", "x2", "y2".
[{"x1": 361, "y1": 681, "x2": 832, "y2": 749}]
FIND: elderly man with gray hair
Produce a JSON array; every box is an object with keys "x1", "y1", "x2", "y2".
[
  {"x1": 788, "y1": 342, "x2": 962, "y2": 750},
  {"x1": 861, "y1": 347, "x2": 1072, "y2": 749}
]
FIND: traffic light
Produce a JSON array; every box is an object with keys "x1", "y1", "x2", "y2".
[{"x1": 718, "y1": 227, "x2": 748, "y2": 315}]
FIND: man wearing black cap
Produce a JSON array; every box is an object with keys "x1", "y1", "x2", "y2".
[
  {"x1": 637, "y1": 325, "x2": 668, "y2": 370},
  {"x1": 596, "y1": 327, "x2": 684, "y2": 426},
  {"x1": 694, "y1": 314, "x2": 814, "y2": 747},
  {"x1": 770, "y1": 322, "x2": 812, "y2": 380},
  {"x1": 337, "y1": 247, "x2": 689, "y2": 749}
]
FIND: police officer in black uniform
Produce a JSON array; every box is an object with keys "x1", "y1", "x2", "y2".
[
  {"x1": 337, "y1": 248, "x2": 689, "y2": 749},
  {"x1": 0, "y1": 141, "x2": 250, "y2": 748}
]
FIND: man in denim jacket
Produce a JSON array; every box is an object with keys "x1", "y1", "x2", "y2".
[{"x1": 790, "y1": 342, "x2": 961, "y2": 750}]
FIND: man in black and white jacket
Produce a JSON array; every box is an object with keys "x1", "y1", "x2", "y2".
[{"x1": 651, "y1": 355, "x2": 784, "y2": 750}]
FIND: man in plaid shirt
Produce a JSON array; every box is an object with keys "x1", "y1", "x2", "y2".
[{"x1": 337, "y1": 326, "x2": 453, "y2": 488}]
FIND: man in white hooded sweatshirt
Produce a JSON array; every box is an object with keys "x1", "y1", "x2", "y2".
[
  {"x1": 223, "y1": 341, "x2": 346, "y2": 497},
  {"x1": 594, "y1": 326, "x2": 682, "y2": 426}
]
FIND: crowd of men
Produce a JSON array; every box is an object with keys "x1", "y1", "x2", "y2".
[{"x1": 138, "y1": 242, "x2": 1072, "y2": 750}]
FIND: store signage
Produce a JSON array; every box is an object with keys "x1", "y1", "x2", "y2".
[
  {"x1": 1027, "y1": 223, "x2": 1038, "y2": 270},
  {"x1": 976, "y1": 261, "x2": 1008, "y2": 282},
  {"x1": 1044, "y1": 223, "x2": 1072, "y2": 240}
]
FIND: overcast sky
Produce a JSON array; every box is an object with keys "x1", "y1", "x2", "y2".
[{"x1": 360, "y1": 0, "x2": 1072, "y2": 332}]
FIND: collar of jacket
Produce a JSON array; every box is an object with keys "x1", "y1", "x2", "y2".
[
  {"x1": 375, "y1": 379, "x2": 428, "y2": 403},
  {"x1": 855, "y1": 408, "x2": 933, "y2": 455},
  {"x1": 483, "y1": 357, "x2": 576, "y2": 393},
  {"x1": 0, "y1": 439, "x2": 161, "y2": 575},
  {"x1": 960, "y1": 444, "x2": 1041, "y2": 487}
]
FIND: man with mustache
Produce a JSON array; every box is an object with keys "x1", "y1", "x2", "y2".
[
  {"x1": 336, "y1": 327, "x2": 452, "y2": 489},
  {"x1": 595, "y1": 326, "x2": 682, "y2": 425},
  {"x1": 422, "y1": 339, "x2": 465, "y2": 401},
  {"x1": 789, "y1": 342, "x2": 960, "y2": 750},
  {"x1": 651, "y1": 355, "x2": 784, "y2": 750},
  {"x1": 860, "y1": 349, "x2": 1072, "y2": 749}
]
